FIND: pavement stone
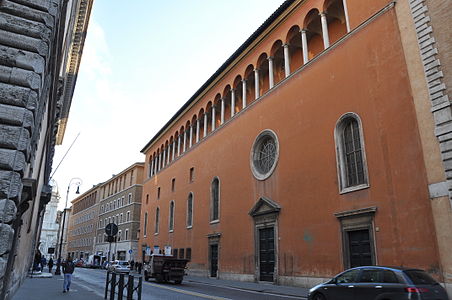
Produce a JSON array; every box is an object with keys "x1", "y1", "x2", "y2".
[
  {"x1": 12, "y1": 272, "x2": 104, "y2": 300},
  {"x1": 185, "y1": 275, "x2": 309, "y2": 298}
]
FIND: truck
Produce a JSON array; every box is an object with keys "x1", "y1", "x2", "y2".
[
  {"x1": 87, "y1": 254, "x2": 102, "y2": 269},
  {"x1": 143, "y1": 254, "x2": 189, "y2": 284}
]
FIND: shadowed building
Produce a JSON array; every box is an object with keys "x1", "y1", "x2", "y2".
[
  {"x1": 0, "y1": 0, "x2": 93, "y2": 298},
  {"x1": 139, "y1": 0, "x2": 452, "y2": 294}
]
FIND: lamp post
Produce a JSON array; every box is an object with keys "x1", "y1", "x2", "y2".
[{"x1": 54, "y1": 178, "x2": 82, "y2": 275}]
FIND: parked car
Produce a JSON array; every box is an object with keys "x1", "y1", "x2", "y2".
[
  {"x1": 74, "y1": 259, "x2": 85, "y2": 268},
  {"x1": 308, "y1": 266, "x2": 449, "y2": 300},
  {"x1": 108, "y1": 260, "x2": 130, "y2": 273}
]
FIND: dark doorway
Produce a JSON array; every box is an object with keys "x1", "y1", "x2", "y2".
[
  {"x1": 348, "y1": 229, "x2": 373, "y2": 267},
  {"x1": 210, "y1": 244, "x2": 218, "y2": 277},
  {"x1": 259, "y1": 227, "x2": 275, "y2": 281}
]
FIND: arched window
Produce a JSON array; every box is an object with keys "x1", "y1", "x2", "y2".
[
  {"x1": 143, "y1": 212, "x2": 148, "y2": 237},
  {"x1": 169, "y1": 201, "x2": 175, "y2": 232},
  {"x1": 155, "y1": 207, "x2": 160, "y2": 234},
  {"x1": 187, "y1": 193, "x2": 193, "y2": 228},
  {"x1": 335, "y1": 113, "x2": 369, "y2": 193},
  {"x1": 210, "y1": 178, "x2": 220, "y2": 222}
]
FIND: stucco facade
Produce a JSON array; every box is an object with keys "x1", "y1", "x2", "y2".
[{"x1": 139, "y1": 0, "x2": 451, "y2": 293}]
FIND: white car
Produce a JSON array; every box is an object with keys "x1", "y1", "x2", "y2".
[{"x1": 108, "y1": 260, "x2": 130, "y2": 273}]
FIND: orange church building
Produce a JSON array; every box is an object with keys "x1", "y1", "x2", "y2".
[{"x1": 139, "y1": 0, "x2": 452, "y2": 290}]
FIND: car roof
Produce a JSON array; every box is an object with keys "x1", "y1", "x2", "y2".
[{"x1": 348, "y1": 266, "x2": 423, "y2": 272}]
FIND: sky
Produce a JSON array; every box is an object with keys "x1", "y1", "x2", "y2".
[{"x1": 52, "y1": 1, "x2": 285, "y2": 209}]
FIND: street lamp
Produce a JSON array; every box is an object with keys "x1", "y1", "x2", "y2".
[{"x1": 54, "y1": 177, "x2": 82, "y2": 275}]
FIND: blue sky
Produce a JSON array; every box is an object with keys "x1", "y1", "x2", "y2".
[{"x1": 53, "y1": 1, "x2": 284, "y2": 207}]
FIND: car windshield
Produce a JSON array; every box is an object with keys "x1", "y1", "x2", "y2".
[
  {"x1": 118, "y1": 262, "x2": 128, "y2": 266},
  {"x1": 404, "y1": 270, "x2": 438, "y2": 285}
]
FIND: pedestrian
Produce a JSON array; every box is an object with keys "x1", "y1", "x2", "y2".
[
  {"x1": 62, "y1": 256, "x2": 75, "y2": 293},
  {"x1": 130, "y1": 259, "x2": 134, "y2": 271},
  {"x1": 48, "y1": 257, "x2": 54, "y2": 273},
  {"x1": 137, "y1": 262, "x2": 142, "y2": 273},
  {"x1": 34, "y1": 249, "x2": 42, "y2": 272},
  {"x1": 40, "y1": 256, "x2": 47, "y2": 271}
]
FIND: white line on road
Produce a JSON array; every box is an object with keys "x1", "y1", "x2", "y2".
[{"x1": 144, "y1": 281, "x2": 233, "y2": 300}]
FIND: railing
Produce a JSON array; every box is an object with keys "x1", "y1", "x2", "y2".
[{"x1": 104, "y1": 271, "x2": 142, "y2": 300}]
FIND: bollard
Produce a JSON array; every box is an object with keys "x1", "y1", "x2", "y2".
[
  {"x1": 118, "y1": 273, "x2": 125, "y2": 300},
  {"x1": 127, "y1": 274, "x2": 134, "y2": 300},
  {"x1": 104, "y1": 271, "x2": 110, "y2": 299},
  {"x1": 110, "y1": 272, "x2": 116, "y2": 300},
  {"x1": 137, "y1": 276, "x2": 142, "y2": 300}
]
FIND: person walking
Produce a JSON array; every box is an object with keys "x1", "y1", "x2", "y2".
[
  {"x1": 62, "y1": 256, "x2": 75, "y2": 293},
  {"x1": 48, "y1": 257, "x2": 54, "y2": 273}
]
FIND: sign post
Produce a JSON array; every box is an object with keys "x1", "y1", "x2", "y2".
[{"x1": 105, "y1": 223, "x2": 118, "y2": 264}]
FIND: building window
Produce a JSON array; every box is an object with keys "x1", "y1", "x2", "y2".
[
  {"x1": 127, "y1": 211, "x2": 130, "y2": 222},
  {"x1": 118, "y1": 231, "x2": 122, "y2": 242},
  {"x1": 189, "y1": 167, "x2": 195, "y2": 182},
  {"x1": 250, "y1": 129, "x2": 279, "y2": 180},
  {"x1": 157, "y1": 187, "x2": 160, "y2": 199},
  {"x1": 121, "y1": 196, "x2": 125, "y2": 206},
  {"x1": 155, "y1": 207, "x2": 160, "y2": 234},
  {"x1": 187, "y1": 193, "x2": 193, "y2": 228},
  {"x1": 186, "y1": 248, "x2": 192, "y2": 260},
  {"x1": 146, "y1": 194, "x2": 149, "y2": 205},
  {"x1": 171, "y1": 178, "x2": 176, "y2": 192},
  {"x1": 335, "y1": 113, "x2": 369, "y2": 193},
  {"x1": 128, "y1": 193, "x2": 132, "y2": 204},
  {"x1": 120, "y1": 213, "x2": 123, "y2": 224},
  {"x1": 210, "y1": 177, "x2": 220, "y2": 222},
  {"x1": 169, "y1": 201, "x2": 175, "y2": 232},
  {"x1": 179, "y1": 248, "x2": 185, "y2": 259},
  {"x1": 173, "y1": 248, "x2": 178, "y2": 258},
  {"x1": 125, "y1": 229, "x2": 129, "y2": 240},
  {"x1": 144, "y1": 212, "x2": 148, "y2": 237}
]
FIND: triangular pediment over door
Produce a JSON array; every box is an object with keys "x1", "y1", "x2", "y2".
[{"x1": 249, "y1": 197, "x2": 281, "y2": 217}]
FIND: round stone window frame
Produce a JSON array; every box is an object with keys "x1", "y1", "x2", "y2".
[{"x1": 250, "y1": 129, "x2": 279, "y2": 181}]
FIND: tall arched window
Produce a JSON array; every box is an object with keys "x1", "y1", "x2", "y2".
[
  {"x1": 143, "y1": 212, "x2": 148, "y2": 237},
  {"x1": 335, "y1": 113, "x2": 369, "y2": 193},
  {"x1": 210, "y1": 178, "x2": 220, "y2": 222},
  {"x1": 187, "y1": 193, "x2": 193, "y2": 228},
  {"x1": 154, "y1": 207, "x2": 160, "y2": 234},
  {"x1": 169, "y1": 201, "x2": 175, "y2": 232}
]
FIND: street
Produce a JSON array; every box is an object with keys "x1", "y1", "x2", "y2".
[{"x1": 73, "y1": 268, "x2": 307, "y2": 300}]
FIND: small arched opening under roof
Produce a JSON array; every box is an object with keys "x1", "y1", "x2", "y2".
[
  {"x1": 214, "y1": 93, "x2": 222, "y2": 128},
  {"x1": 206, "y1": 101, "x2": 213, "y2": 134},
  {"x1": 222, "y1": 85, "x2": 232, "y2": 123},
  {"x1": 286, "y1": 25, "x2": 303, "y2": 71},
  {"x1": 323, "y1": 0, "x2": 347, "y2": 44},
  {"x1": 244, "y1": 64, "x2": 255, "y2": 105},
  {"x1": 257, "y1": 53, "x2": 269, "y2": 96},
  {"x1": 270, "y1": 40, "x2": 285, "y2": 86},
  {"x1": 304, "y1": 9, "x2": 323, "y2": 59},
  {"x1": 233, "y1": 75, "x2": 243, "y2": 114}
]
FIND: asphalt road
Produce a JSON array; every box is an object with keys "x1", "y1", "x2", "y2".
[{"x1": 73, "y1": 268, "x2": 307, "y2": 300}]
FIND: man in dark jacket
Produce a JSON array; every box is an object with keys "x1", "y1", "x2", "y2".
[{"x1": 62, "y1": 256, "x2": 75, "y2": 293}]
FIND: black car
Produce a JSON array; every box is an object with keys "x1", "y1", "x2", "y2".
[{"x1": 308, "y1": 266, "x2": 449, "y2": 300}]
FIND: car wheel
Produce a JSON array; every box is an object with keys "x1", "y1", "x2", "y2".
[{"x1": 313, "y1": 293, "x2": 326, "y2": 300}]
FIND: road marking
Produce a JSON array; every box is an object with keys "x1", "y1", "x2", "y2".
[{"x1": 144, "y1": 281, "x2": 232, "y2": 300}]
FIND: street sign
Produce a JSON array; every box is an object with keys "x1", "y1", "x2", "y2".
[
  {"x1": 105, "y1": 223, "x2": 118, "y2": 236},
  {"x1": 128, "y1": 249, "x2": 133, "y2": 254}
]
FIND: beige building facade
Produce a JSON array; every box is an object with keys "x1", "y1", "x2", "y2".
[{"x1": 95, "y1": 163, "x2": 144, "y2": 263}]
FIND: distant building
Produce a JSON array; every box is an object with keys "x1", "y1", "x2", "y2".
[
  {"x1": 66, "y1": 186, "x2": 100, "y2": 260},
  {"x1": 0, "y1": 0, "x2": 93, "y2": 298},
  {"x1": 95, "y1": 163, "x2": 144, "y2": 263},
  {"x1": 139, "y1": 0, "x2": 452, "y2": 294},
  {"x1": 38, "y1": 186, "x2": 60, "y2": 259}
]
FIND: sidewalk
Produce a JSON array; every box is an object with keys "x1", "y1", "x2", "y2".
[
  {"x1": 12, "y1": 272, "x2": 104, "y2": 300},
  {"x1": 185, "y1": 275, "x2": 309, "y2": 298}
]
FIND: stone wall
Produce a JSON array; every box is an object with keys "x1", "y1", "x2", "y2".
[{"x1": 0, "y1": 0, "x2": 64, "y2": 298}]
